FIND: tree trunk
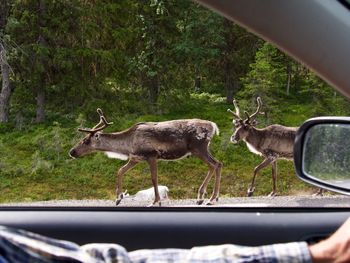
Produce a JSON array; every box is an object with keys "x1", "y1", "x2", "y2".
[
  {"x1": 35, "y1": 0, "x2": 47, "y2": 123},
  {"x1": 0, "y1": 0, "x2": 11, "y2": 123},
  {"x1": 148, "y1": 75, "x2": 160, "y2": 105},
  {"x1": 194, "y1": 66, "x2": 201, "y2": 92},
  {"x1": 0, "y1": 40, "x2": 11, "y2": 123},
  {"x1": 286, "y1": 62, "x2": 291, "y2": 96},
  {"x1": 0, "y1": 1, "x2": 10, "y2": 29},
  {"x1": 35, "y1": 87, "x2": 45, "y2": 123},
  {"x1": 226, "y1": 81, "x2": 234, "y2": 103},
  {"x1": 225, "y1": 62, "x2": 236, "y2": 103}
]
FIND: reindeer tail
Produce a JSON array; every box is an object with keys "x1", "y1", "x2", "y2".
[{"x1": 211, "y1": 122, "x2": 220, "y2": 136}]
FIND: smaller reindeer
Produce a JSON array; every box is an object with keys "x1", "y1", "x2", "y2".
[
  {"x1": 69, "y1": 108, "x2": 222, "y2": 206},
  {"x1": 228, "y1": 97, "x2": 297, "y2": 197}
]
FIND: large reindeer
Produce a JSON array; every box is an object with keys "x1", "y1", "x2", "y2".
[
  {"x1": 69, "y1": 109, "x2": 222, "y2": 206},
  {"x1": 228, "y1": 97, "x2": 298, "y2": 197}
]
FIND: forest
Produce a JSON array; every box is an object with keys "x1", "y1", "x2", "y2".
[
  {"x1": 0, "y1": 0, "x2": 349, "y2": 203},
  {"x1": 304, "y1": 124, "x2": 350, "y2": 180}
]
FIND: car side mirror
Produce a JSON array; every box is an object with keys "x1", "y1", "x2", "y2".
[{"x1": 294, "y1": 117, "x2": 350, "y2": 195}]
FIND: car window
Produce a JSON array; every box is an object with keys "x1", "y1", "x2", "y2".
[{"x1": 0, "y1": 0, "x2": 350, "y2": 208}]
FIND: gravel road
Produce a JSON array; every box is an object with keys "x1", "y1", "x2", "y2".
[{"x1": 2, "y1": 195, "x2": 350, "y2": 207}]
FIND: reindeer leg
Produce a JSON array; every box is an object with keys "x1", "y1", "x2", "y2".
[
  {"x1": 248, "y1": 157, "x2": 274, "y2": 197},
  {"x1": 313, "y1": 188, "x2": 324, "y2": 196},
  {"x1": 268, "y1": 161, "x2": 277, "y2": 197},
  {"x1": 115, "y1": 158, "x2": 139, "y2": 206},
  {"x1": 207, "y1": 158, "x2": 222, "y2": 206},
  {"x1": 195, "y1": 148, "x2": 222, "y2": 205},
  {"x1": 196, "y1": 167, "x2": 215, "y2": 205},
  {"x1": 147, "y1": 158, "x2": 161, "y2": 207}
]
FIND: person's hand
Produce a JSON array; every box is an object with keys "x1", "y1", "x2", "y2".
[{"x1": 309, "y1": 217, "x2": 350, "y2": 263}]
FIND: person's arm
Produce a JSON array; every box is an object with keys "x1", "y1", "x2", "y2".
[
  {"x1": 128, "y1": 242, "x2": 312, "y2": 263},
  {"x1": 0, "y1": 225, "x2": 312, "y2": 263},
  {"x1": 309, "y1": 217, "x2": 350, "y2": 263},
  {"x1": 2, "y1": 218, "x2": 350, "y2": 263}
]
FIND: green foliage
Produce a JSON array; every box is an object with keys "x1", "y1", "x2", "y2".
[
  {"x1": 3, "y1": 0, "x2": 262, "y2": 120},
  {"x1": 240, "y1": 42, "x2": 350, "y2": 124},
  {"x1": 1, "y1": 93, "x2": 342, "y2": 203},
  {"x1": 304, "y1": 124, "x2": 350, "y2": 179},
  {"x1": 1, "y1": 1, "x2": 349, "y2": 203}
]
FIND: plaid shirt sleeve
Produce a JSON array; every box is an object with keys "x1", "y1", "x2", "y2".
[
  {"x1": 128, "y1": 243, "x2": 312, "y2": 263},
  {"x1": 0, "y1": 225, "x2": 312, "y2": 263}
]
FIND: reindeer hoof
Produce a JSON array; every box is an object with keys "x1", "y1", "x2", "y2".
[
  {"x1": 313, "y1": 189, "x2": 324, "y2": 197},
  {"x1": 205, "y1": 196, "x2": 219, "y2": 205},
  {"x1": 147, "y1": 201, "x2": 161, "y2": 207},
  {"x1": 268, "y1": 192, "x2": 276, "y2": 197},
  {"x1": 196, "y1": 199, "x2": 204, "y2": 205},
  {"x1": 115, "y1": 190, "x2": 129, "y2": 206},
  {"x1": 205, "y1": 199, "x2": 217, "y2": 205},
  {"x1": 247, "y1": 188, "x2": 255, "y2": 197}
]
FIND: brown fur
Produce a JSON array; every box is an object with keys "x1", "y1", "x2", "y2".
[
  {"x1": 70, "y1": 117, "x2": 222, "y2": 206},
  {"x1": 229, "y1": 97, "x2": 297, "y2": 197}
]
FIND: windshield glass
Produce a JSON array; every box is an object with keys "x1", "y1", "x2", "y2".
[{"x1": 1, "y1": 1, "x2": 350, "y2": 208}]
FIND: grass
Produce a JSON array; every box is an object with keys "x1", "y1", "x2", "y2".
[{"x1": 0, "y1": 94, "x2": 329, "y2": 203}]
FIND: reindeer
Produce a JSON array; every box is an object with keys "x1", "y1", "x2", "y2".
[
  {"x1": 69, "y1": 108, "x2": 222, "y2": 206},
  {"x1": 228, "y1": 97, "x2": 298, "y2": 197}
]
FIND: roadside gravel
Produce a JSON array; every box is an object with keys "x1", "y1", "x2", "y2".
[{"x1": 2, "y1": 195, "x2": 350, "y2": 207}]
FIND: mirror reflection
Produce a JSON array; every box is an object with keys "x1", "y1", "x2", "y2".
[{"x1": 303, "y1": 124, "x2": 350, "y2": 188}]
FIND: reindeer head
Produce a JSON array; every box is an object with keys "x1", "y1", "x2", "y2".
[
  {"x1": 69, "y1": 108, "x2": 113, "y2": 158},
  {"x1": 228, "y1": 97, "x2": 263, "y2": 144}
]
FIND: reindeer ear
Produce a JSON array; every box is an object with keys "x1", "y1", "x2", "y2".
[
  {"x1": 251, "y1": 120, "x2": 258, "y2": 126},
  {"x1": 235, "y1": 119, "x2": 243, "y2": 126},
  {"x1": 94, "y1": 133, "x2": 101, "y2": 140}
]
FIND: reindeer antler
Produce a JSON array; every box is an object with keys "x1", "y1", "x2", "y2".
[
  {"x1": 244, "y1": 111, "x2": 251, "y2": 123},
  {"x1": 227, "y1": 99, "x2": 242, "y2": 119},
  {"x1": 78, "y1": 108, "x2": 113, "y2": 133},
  {"x1": 248, "y1": 97, "x2": 263, "y2": 120}
]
